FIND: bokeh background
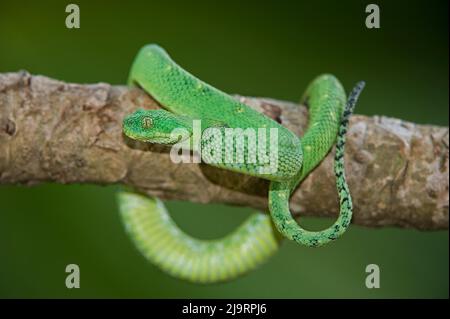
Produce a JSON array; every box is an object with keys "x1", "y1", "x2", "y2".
[{"x1": 0, "y1": 0, "x2": 448, "y2": 298}]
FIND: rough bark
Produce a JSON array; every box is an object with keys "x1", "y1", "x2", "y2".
[{"x1": 0, "y1": 71, "x2": 448, "y2": 230}]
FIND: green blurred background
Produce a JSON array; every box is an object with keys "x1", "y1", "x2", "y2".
[{"x1": 0, "y1": 0, "x2": 448, "y2": 298}]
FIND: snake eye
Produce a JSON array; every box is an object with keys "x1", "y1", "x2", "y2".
[{"x1": 142, "y1": 116, "x2": 153, "y2": 129}]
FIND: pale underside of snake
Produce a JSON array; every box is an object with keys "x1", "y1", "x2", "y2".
[{"x1": 118, "y1": 44, "x2": 365, "y2": 283}]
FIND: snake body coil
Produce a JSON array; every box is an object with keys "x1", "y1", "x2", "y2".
[{"x1": 118, "y1": 44, "x2": 364, "y2": 283}]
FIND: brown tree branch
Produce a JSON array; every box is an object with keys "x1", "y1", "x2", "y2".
[{"x1": 0, "y1": 71, "x2": 448, "y2": 230}]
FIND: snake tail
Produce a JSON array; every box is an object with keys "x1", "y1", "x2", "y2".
[
  {"x1": 117, "y1": 191, "x2": 281, "y2": 284},
  {"x1": 269, "y1": 81, "x2": 365, "y2": 247}
]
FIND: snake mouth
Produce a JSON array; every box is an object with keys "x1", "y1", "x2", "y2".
[
  {"x1": 123, "y1": 127, "x2": 186, "y2": 145},
  {"x1": 122, "y1": 126, "x2": 139, "y2": 140}
]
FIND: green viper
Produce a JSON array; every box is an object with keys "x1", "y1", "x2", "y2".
[{"x1": 118, "y1": 44, "x2": 365, "y2": 283}]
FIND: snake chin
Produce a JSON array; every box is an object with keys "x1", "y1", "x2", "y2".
[{"x1": 123, "y1": 130, "x2": 188, "y2": 145}]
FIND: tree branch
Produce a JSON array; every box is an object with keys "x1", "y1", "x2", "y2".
[{"x1": 0, "y1": 71, "x2": 448, "y2": 230}]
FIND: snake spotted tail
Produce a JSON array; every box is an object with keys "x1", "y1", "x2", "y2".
[{"x1": 118, "y1": 44, "x2": 365, "y2": 283}]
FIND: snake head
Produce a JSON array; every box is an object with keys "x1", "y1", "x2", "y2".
[{"x1": 123, "y1": 109, "x2": 192, "y2": 144}]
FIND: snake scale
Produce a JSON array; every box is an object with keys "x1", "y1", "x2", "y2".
[{"x1": 118, "y1": 44, "x2": 365, "y2": 283}]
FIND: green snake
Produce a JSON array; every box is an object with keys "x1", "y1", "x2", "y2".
[{"x1": 118, "y1": 44, "x2": 365, "y2": 283}]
